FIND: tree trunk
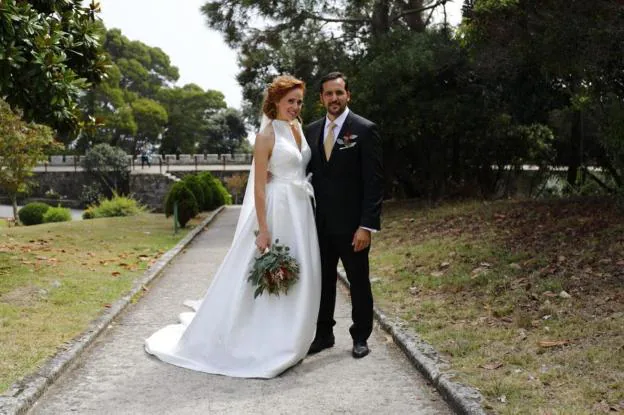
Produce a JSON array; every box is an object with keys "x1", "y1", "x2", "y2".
[
  {"x1": 371, "y1": 0, "x2": 390, "y2": 37},
  {"x1": 404, "y1": 0, "x2": 426, "y2": 32},
  {"x1": 566, "y1": 109, "x2": 582, "y2": 187},
  {"x1": 10, "y1": 193, "x2": 18, "y2": 224}
]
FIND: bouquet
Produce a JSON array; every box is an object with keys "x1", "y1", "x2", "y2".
[{"x1": 248, "y1": 237, "x2": 299, "y2": 298}]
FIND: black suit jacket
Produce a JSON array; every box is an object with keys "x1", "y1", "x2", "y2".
[{"x1": 305, "y1": 110, "x2": 383, "y2": 235}]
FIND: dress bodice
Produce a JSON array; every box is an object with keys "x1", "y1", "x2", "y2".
[{"x1": 268, "y1": 120, "x2": 310, "y2": 181}]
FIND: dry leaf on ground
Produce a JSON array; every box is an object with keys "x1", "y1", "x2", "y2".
[
  {"x1": 480, "y1": 362, "x2": 504, "y2": 370},
  {"x1": 538, "y1": 340, "x2": 570, "y2": 348}
]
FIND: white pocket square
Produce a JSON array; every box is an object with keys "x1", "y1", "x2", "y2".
[{"x1": 339, "y1": 142, "x2": 358, "y2": 150}]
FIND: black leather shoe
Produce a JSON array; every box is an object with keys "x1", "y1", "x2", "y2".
[
  {"x1": 308, "y1": 335, "x2": 335, "y2": 355},
  {"x1": 352, "y1": 341, "x2": 369, "y2": 358}
]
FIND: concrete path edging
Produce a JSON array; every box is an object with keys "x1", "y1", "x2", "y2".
[
  {"x1": 0, "y1": 207, "x2": 225, "y2": 415},
  {"x1": 337, "y1": 271, "x2": 487, "y2": 415}
]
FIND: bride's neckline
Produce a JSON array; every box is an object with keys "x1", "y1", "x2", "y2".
[
  {"x1": 273, "y1": 118, "x2": 297, "y2": 126},
  {"x1": 272, "y1": 119, "x2": 302, "y2": 153}
]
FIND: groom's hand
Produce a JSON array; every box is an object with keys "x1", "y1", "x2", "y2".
[{"x1": 352, "y1": 228, "x2": 371, "y2": 252}]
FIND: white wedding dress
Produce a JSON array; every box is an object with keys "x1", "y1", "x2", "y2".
[{"x1": 145, "y1": 119, "x2": 321, "y2": 378}]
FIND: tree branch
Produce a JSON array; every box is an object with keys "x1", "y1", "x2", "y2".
[
  {"x1": 424, "y1": 6, "x2": 436, "y2": 26},
  {"x1": 583, "y1": 166, "x2": 616, "y2": 192},
  {"x1": 299, "y1": 1, "x2": 449, "y2": 26},
  {"x1": 391, "y1": 0, "x2": 449, "y2": 23},
  {"x1": 300, "y1": 10, "x2": 369, "y2": 24}
]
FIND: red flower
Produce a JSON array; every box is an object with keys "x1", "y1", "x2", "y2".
[{"x1": 343, "y1": 132, "x2": 354, "y2": 145}]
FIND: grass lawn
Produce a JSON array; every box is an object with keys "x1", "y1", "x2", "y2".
[
  {"x1": 371, "y1": 197, "x2": 623, "y2": 415},
  {"x1": 0, "y1": 213, "x2": 205, "y2": 393}
]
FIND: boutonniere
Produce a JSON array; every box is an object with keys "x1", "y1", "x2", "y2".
[{"x1": 336, "y1": 132, "x2": 358, "y2": 149}]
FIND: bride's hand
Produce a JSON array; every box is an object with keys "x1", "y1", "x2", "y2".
[{"x1": 255, "y1": 230, "x2": 271, "y2": 253}]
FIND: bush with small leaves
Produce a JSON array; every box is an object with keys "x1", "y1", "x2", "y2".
[
  {"x1": 164, "y1": 182, "x2": 199, "y2": 228},
  {"x1": 197, "y1": 172, "x2": 216, "y2": 209},
  {"x1": 182, "y1": 175, "x2": 205, "y2": 210},
  {"x1": 18, "y1": 202, "x2": 51, "y2": 225},
  {"x1": 79, "y1": 183, "x2": 103, "y2": 207},
  {"x1": 82, "y1": 207, "x2": 96, "y2": 220},
  {"x1": 81, "y1": 144, "x2": 130, "y2": 195},
  {"x1": 87, "y1": 194, "x2": 146, "y2": 218},
  {"x1": 212, "y1": 177, "x2": 232, "y2": 206},
  {"x1": 43, "y1": 207, "x2": 72, "y2": 223}
]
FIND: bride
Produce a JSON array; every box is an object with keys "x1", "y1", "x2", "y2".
[{"x1": 145, "y1": 75, "x2": 321, "y2": 378}]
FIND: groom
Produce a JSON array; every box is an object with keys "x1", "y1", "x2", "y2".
[{"x1": 305, "y1": 72, "x2": 383, "y2": 358}]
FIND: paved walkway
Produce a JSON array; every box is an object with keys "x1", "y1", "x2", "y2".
[{"x1": 28, "y1": 207, "x2": 452, "y2": 415}]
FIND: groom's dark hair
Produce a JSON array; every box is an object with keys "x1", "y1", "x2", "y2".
[{"x1": 319, "y1": 72, "x2": 349, "y2": 93}]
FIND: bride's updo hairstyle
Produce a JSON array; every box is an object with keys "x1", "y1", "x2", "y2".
[{"x1": 262, "y1": 75, "x2": 306, "y2": 119}]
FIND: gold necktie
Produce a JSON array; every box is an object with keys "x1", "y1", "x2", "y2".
[{"x1": 324, "y1": 121, "x2": 336, "y2": 161}]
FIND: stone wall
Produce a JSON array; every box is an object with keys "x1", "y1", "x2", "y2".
[
  {"x1": 32, "y1": 172, "x2": 92, "y2": 200},
  {"x1": 130, "y1": 174, "x2": 178, "y2": 213},
  {"x1": 129, "y1": 171, "x2": 249, "y2": 212},
  {"x1": 0, "y1": 172, "x2": 132, "y2": 208},
  {"x1": 0, "y1": 170, "x2": 248, "y2": 212},
  {"x1": 0, "y1": 172, "x2": 93, "y2": 207}
]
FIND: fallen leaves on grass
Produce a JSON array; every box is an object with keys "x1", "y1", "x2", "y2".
[
  {"x1": 471, "y1": 266, "x2": 489, "y2": 278},
  {"x1": 479, "y1": 362, "x2": 504, "y2": 370},
  {"x1": 592, "y1": 400, "x2": 624, "y2": 413},
  {"x1": 537, "y1": 339, "x2": 570, "y2": 348}
]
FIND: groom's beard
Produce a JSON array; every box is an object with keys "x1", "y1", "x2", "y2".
[{"x1": 327, "y1": 102, "x2": 347, "y2": 117}]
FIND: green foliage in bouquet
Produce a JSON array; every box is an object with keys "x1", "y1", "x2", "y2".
[{"x1": 248, "y1": 238, "x2": 299, "y2": 298}]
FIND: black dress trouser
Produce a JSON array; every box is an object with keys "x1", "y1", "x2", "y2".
[{"x1": 316, "y1": 227, "x2": 373, "y2": 343}]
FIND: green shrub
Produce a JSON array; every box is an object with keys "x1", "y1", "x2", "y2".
[
  {"x1": 164, "y1": 182, "x2": 199, "y2": 228},
  {"x1": 87, "y1": 194, "x2": 146, "y2": 218},
  {"x1": 197, "y1": 172, "x2": 216, "y2": 209},
  {"x1": 18, "y1": 202, "x2": 51, "y2": 225},
  {"x1": 182, "y1": 174, "x2": 205, "y2": 210},
  {"x1": 82, "y1": 207, "x2": 96, "y2": 220},
  {"x1": 81, "y1": 143, "x2": 129, "y2": 194},
  {"x1": 196, "y1": 172, "x2": 231, "y2": 210},
  {"x1": 79, "y1": 183, "x2": 103, "y2": 206},
  {"x1": 43, "y1": 207, "x2": 72, "y2": 223},
  {"x1": 199, "y1": 177, "x2": 214, "y2": 210},
  {"x1": 212, "y1": 177, "x2": 232, "y2": 206}
]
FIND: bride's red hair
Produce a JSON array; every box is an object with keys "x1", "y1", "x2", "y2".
[{"x1": 262, "y1": 75, "x2": 306, "y2": 119}]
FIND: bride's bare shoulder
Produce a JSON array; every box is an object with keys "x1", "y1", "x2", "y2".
[{"x1": 255, "y1": 124, "x2": 275, "y2": 147}]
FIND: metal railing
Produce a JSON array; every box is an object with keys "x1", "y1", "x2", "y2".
[{"x1": 37, "y1": 153, "x2": 253, "y2": 171}]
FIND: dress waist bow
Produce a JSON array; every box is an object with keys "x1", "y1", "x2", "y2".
[{"x1": 270, "y1": 173, "x2": 315, "y2": 207}]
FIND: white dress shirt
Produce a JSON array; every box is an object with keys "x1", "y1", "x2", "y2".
[{"x1": 323, "y1": 107, "x2": 350, "y2": 146}]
